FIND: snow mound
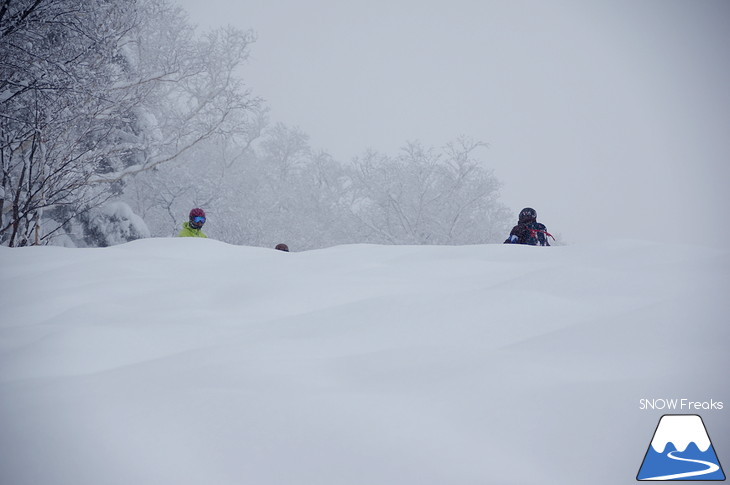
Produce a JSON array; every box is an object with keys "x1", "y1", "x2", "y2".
[{"x1": 1, "y1": 239, "x2": 728, "y2": 485}]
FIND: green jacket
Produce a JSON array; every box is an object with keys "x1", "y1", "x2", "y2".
[{"x1": 178, "y1": 222, "x2": 207, "y2": 238}]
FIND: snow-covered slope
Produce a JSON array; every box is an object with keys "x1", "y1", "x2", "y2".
[{"x1": 1, "y1": 239, "x2": 728, "y2": 485}]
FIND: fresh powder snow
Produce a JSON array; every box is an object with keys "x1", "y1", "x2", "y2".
[{"x1": 1, "y1": 239, "x2": 728, "y2": 485}]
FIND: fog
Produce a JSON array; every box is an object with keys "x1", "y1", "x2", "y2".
[{"x1": 173, "y1": 0, "x2": 730, "y2": 245}]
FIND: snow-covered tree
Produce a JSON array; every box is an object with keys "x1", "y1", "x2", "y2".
[
  {"x1": 1, "y1": 0, "x2": 137, "y2": 246},
  {"x1": 124, "y1": 106, "x2": 268, "y2": 238},
  {"x1": 1, "y1": 1, "x2": 509, "y2": 249},
  {"x1": 128, "y1": 126, "x2": 509, "y2": 249},
  {"x1": 0, "y1": 0, "x2": 260, "y2": 247},
  {"x1": 349, "y1": 139, "x2": 510, "y2": 245}
]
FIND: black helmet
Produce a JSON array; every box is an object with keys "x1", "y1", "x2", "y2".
[
  {"x1": 275, "y1": 243, "x2": 289, "y2": 252},
  {"x1": 518, "y1": 207, "x2": 537, "y2": 223}
]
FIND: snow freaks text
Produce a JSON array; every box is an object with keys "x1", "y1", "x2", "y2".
[{"x1": 639, "y1": 399, "x2": 724, "y2": 411}]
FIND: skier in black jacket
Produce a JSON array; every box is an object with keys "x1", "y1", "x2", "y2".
[{"x1": 504, "y1": 207, "x2": 553, "y2": 246}]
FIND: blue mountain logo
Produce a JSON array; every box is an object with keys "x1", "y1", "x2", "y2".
[{"x1": 637, "y1": 414, "x2": 725, "y2": 481}]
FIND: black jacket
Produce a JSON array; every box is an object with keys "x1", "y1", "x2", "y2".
[{"x1": 504, "y1": 221, "x2": 550, "y2": 246}]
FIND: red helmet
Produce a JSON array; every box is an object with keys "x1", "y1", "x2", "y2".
[
  {"x1": 188, "y1": 208, "x2": 206, "y2": 229},
  {"x1": 189, "y1": 208, "x2": 205, "y2": 219}
]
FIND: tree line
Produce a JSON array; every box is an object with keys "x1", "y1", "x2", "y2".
[{"x1": 1, "y1": 0, "x2": 510, "y2": 249}]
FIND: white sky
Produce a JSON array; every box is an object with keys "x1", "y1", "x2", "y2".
[{"x1": 173, "y1": 0, "x2": 730, "y2": 245}]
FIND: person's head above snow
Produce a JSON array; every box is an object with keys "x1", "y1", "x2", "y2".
[
  {"x1": 189, "y1": 208, "x2": 206, "y2": 230},
  {"x1": 518, "y1": 207, "x2": 537, "y2": 224},
  {"x1": 275, "y1": 243, "x2": 289, "y2": 252}
]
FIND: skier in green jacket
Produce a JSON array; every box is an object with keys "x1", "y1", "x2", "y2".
[{"x1": 178, "y1": 208, "x2": 208, "y2": 238}]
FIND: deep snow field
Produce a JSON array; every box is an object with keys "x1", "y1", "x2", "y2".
[{"x1": 1, "y1": 238, "x2": 728, "y2": 485}]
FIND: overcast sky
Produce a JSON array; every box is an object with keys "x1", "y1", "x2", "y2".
[{"x1": 173, "y1": 0, "x2": 730, "y2": 245}]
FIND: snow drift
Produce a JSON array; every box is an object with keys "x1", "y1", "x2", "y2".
[{"x1": 1, "y1": 239, "x2": 728, "y2": 485}]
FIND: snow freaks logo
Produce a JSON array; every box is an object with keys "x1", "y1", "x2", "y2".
[
  {"x1": 637, "y1": 415, "x2": 726, "y2": 481},
  {"x1": 639, "y1": 399, "x2": 724, "y2": 411}
]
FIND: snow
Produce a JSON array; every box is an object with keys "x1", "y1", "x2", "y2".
[
  {"x1": 1, "y1": 239, "x2": 728, "y2": 485},
  {"x1": 93, "y1": 201, "x2": 151, "y2": 245},
  {"x1": 0, "y1": 89, "x2": 13, "y2": 103}
]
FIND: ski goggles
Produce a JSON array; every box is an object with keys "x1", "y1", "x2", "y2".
[{"x1": 192, "y1": 216, "x2": 206, "y2": 224}]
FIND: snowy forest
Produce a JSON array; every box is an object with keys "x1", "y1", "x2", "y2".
[{"x1": 0, "y1": 0, "x2": 511, "y2": 249}]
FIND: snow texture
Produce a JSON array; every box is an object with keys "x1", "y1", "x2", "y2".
[
  {"x1": 0, "y1": 239, "x2": 728, "y2": 485},
  {"x1": 95, "y1": 201, "x2": 152, "y2": 244}
]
